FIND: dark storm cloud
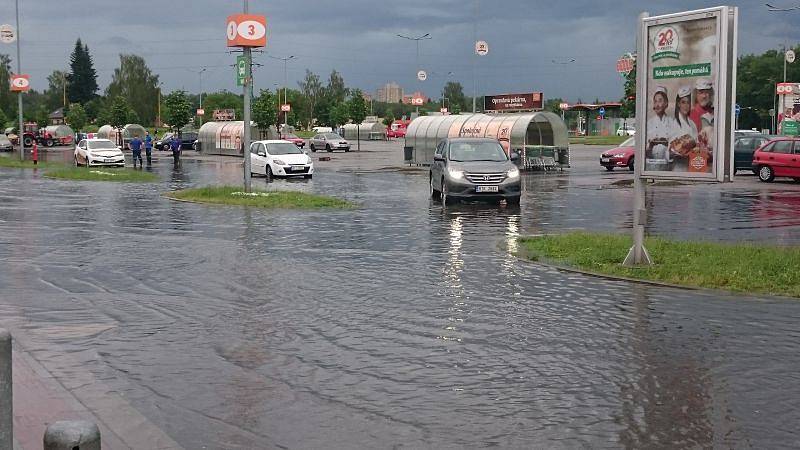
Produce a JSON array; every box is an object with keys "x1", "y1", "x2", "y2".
[{"x1": 4, "y1": 0, "x2": 800, "y2": 102}]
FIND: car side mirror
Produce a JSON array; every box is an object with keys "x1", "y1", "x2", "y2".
[
  {"x1": 117, "y1": 146, "x2": 122, "y2": 150},
  {"x1": 433, "y1": 154, "x2": 445, "y2": 162},
  {"x1": 257, "y1": 151, "x2": 266, "y2": 157},
  {"x1": 510, "y1": 152, "x2": 521, "y2": 161}
]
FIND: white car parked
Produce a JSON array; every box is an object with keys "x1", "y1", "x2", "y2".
[
  {"x1": 616, "y1": 127, "x2": 636, "y2": 136},
  {"x1": 249, "y1": 140, "x2": 314, "y2": 179},
  {"x1": 74, "y1": 138, "x2": 125, "y2": 167}
]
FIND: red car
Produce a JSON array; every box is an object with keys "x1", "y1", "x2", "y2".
[
  {"x1": 387, "y1": 127, "x2": 406, "y2": 139},
  {"x1": 281, "y1": 133, "x2": 305, "y2": 148},
  {"x1": 753, "y1": 137, "x2": 800, "y2": 182},
  {"x1": 600, "y1": 137, "x2": 635, "y2": 171}
]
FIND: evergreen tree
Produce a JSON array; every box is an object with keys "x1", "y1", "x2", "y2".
[{"x1": 67, "y1": 39, "x2": 98, "y2": 105}]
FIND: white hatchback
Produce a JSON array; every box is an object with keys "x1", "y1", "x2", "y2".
[
  {"x1": 249, "y1": 140, "x2": 314, "y2": 179},
  {"x1": 75, "y1": 138, "x2": 125, "y2": 167}
]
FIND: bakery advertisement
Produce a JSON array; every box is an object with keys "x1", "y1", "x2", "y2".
[{"x1": 644, "y1": 15, "x2": 719, "y2": 174}]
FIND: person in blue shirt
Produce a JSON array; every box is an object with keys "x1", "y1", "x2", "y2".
[
  {"x1": 144, "y1": 131, "x2": 153, "y2": 166},
  {"x1": 170, "y1": 133, "x2": 181, "y2": 164},
  {"x1": 129, "y1": 134, "x2": 143, "y2": 168}
]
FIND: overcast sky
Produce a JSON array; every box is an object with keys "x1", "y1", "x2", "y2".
[{"x1": 4, "y1": 0, "x2": 800, "y2": 103}]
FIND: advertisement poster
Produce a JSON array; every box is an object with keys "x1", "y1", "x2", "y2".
[
  {"x1": 776, "y1": 83, "x2": 800, "y2": 135},
  {"x1": 483, "y1": 92, "x2": 544, "y2": 112},
  {"x1": 645, "y1": 16, "x2": 719, "y2": 174},
  {"x1": 640, "y1": 7, "x2": 736, "y2": 180}
]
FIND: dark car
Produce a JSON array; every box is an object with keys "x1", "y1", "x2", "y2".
[
  {"x1": 734, "y1": 132, "x2": 770, "y2": 174},
  {"x1": 752, "y1": 137, "x2": 800, "y2": 182},
  {"x1": 429, "y1": 138, "x2": 522, "y2": 205},
  {"x1": 600, "y1": 137, "x2": 635, "y2": 171},
  {"x1": 155, "y1": 132, "x2": 198, "y2": 151}
]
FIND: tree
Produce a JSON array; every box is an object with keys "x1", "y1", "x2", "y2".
[
  {"x1": 0, "y1": 54, "x2": 13, "y2": 118},
  {"x1": 442, "y1": 81, "x2": 467, "y2": 112},
  {"x1": 106, "y1": 54, "x2": 160, "y2": 124},
  {"x1": 0, "y1": 107, "x2": 7, "y2": 128},
  {"x1": 620, "y1": 65, "x2": 636, "y2": 119},
  {"x1": 109, "y1": 96, "x2": 133, "y2": 131},
  {"x1": 329, "y1": 102, "x2": 350, "y2": 128},
  {"x1": 252, "y1": 89, "x2": 278, "y2": 134},
  {"x1": 66, "y1": 39, "x2": 98, "y2": 105},
  {"x1": 347, "y1": 90, "x2": 368, "y2": 151},
  {"x1": 163, "y1": 90, "x2": 193, "y2": 132},
  {"x1": 298, "y1": 69, "x2": 323, "y2": 129},
  {"x1": 66, "y1": 103, "x2": 88, "y2": 131},
  {"x1": 326, "y1": 70, "x2": 348, "y2": 104},
  {"x1": 44, "y1": 70, "x2": 69, "y2": 112},
  {"x1": 202, "y1": 91, "x2": 243, "y2": 120}
]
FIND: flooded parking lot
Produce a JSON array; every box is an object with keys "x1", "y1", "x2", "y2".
[{"x1": 1, "y1": 143, "x2": 800, "y2": 448}]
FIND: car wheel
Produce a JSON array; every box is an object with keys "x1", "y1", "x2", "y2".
[
  {"x1": 628, "y1": 157, "x2": 635, "y2": 172},
  {"x1": 310, "y1": 144, "x2": 316, "y2": 152},
  {"x1": 74, "y1": 156, "x2": 79, "y2": 167},
  {"x1": 326, "y1": 144, "x2": 332, "y2": 152},
  {"x1": 793, "y1": 178, "x2": 800, "y2": 183},
  {"x1": 304, "y1": 174, "x2": 312, "y2": 179},
  {"x1": 23, "y1": 136, "x2": 33, "y2": 147},
  {"x1": 506, "y1": 195, "x2": 521, "y2": 206},
  {"x1": 429, "y1": 174, "x2": 440, "y2": 199},
  {"x1": 605, "y1": 166, "x2": 614, "y2": 171},
  {"x1": 266, "y1": 166, "x2": 273, "y2": 182},
  {"x1": 758, "y1": 165, "x2": 775, "y2": 182},
  {"x1": 46, "y1": 139, "x2": 54, "y2": 147}
]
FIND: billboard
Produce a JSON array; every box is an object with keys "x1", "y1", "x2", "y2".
[
  {"x1": 776, "y1": 83, "x2": 800, "y2": 135},
  {"x1": 484, "y1": 92, "x2": 543, "y2": 112},
  {"x1": 638, "y1": 7, "x2": 737, "y2": 181},
  {"x1": 213, "y1": 109, "x2": 236, "y2": 121}
]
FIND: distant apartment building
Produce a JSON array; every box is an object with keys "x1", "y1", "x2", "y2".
[{"x1": 377, "y1": 82, "x2": 403, "y2": 103}]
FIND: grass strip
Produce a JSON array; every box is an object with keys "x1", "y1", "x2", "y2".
[
  {"x1": 45, "y1": 167, "x2": 159, "y2": 183},
  {"x1": 0, "y1": 158, "x2": 62, "y2": 169},
  {"x1": 295, "y1": 131, "x2": 315, "y2": 139},
  {"x1": 518, "y1": 231, "x2": 800, "y2": 298},
  {"x1": 164, "y1": 185, "x2": 354, "y2": 209},
  {"x1": 569, "y1": 136, "x2": 629, "y2": 146}
]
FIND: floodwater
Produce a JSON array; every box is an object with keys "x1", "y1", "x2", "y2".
[{"x1": 1, "y1": 150, "x2": 799, "y2": 449}]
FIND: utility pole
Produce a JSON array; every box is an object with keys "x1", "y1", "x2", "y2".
[
  {"x1": 472, "y1": 0, "x2": 478, "y2": 113},
  {"x1": 397, "y1": 33, "x2": 431, "y2": 115},
  {"x1": 242, "y1": 0, "x2": 253, "y2": 192},
  {"x1": 15, "y1": 0, "x2": 23, "y2": 160},
  {"x1": 197, "y1": 68, "x2": 206, "y2": 127},
  {"x1": 268, "y1": 55, "x2": 295, "y2": 131}
]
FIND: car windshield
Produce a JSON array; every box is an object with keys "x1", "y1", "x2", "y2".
[
  {"x1": 160, "y1": 133, "x2": 174, "y2": 140},
  {"x1": 88, "y1": 140, "x2": 117, "y2": 150},
  {"x1": 268, "y1": 143, "x2": 304, "y2": 155},
  {"x1": 622, "y1": 137, "x2": 635, "y2": 147},
  {"x1": 448, "y1": 141, "x2": 508, "y2": 162},
  {"x1": 324, "y1": 133, "x2": 343, "y2": 140}
]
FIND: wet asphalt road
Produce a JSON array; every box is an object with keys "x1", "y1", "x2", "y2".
[{"x1": 1, "y1": 144, "x2": 800, "y2": 448}]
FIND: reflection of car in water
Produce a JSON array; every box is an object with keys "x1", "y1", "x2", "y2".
[
  {"x1": 430, "y1": 138, "x2": 521, "y2": 205},
  {"x1": 753, "y1": 137, "x2": 800, "y2": 183},
  {"x1": 600, "y1": 137, "x2": 635, "y2": 171}
]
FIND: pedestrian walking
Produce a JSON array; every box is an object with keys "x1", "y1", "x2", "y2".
[
  {"x1": 144, "y1": 131, "x2": 153, "y2": 166},
  {"x1": 129, "y1": 134, "x2": 144, "y2": 168},
  {"x1": 170, "y1": 133, "x2": 182, "y2": 164}
]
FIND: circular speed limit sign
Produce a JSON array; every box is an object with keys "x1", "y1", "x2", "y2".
[
  {"x1": 787, "y1": 50, "x2": 796, "y2": 64},
  {"x1": 475, "y1": 40, "x2": 489, "y2": 56},
  {"x1": 417, "y1": 70, "x2": 427, "y2": 81}
]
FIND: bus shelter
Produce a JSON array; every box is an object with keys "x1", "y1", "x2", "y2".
[
  {"x1": 404, "y1": 112, "x2": 569, "y2": 170},
  {"x1": 342, "y1": 122, "x2": 387, "y2": 140},
  {"x1": 197, "y1": 121, "x2": 276, "y2": 156},
  {"x1": 97, "y1": 124, "x2": 147, "y2": 146}
]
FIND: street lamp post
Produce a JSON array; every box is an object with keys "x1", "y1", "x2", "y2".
[
  {"x1": 766, "y1": 3, "x2": 799, "y2": 82},
  {"x1": 15, "y1": 0, "x2": 23, "y2": 160},
  {"x1": 196, "y1": 68, "x2": 206, "y2": 126},
  {"x1": 268, "y1": 55, "x2": 295, "y2": 131},
  {"x1": 472, "y1": 0, "x2": 478, "y2": 113},
  {"x1": 397, "y1": 33, "x2": 431, "y2": 114}
]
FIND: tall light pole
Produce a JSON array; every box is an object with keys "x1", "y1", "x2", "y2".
[
  {"x1": 472, "y1": 0, "x2": 478, "y2": 113},
  {"x1": 268, "y1": 55, "x2": 295, "y2": 131},
  {"x1": 194, "y1": 68, "x2": 206, "y2": 127},
  {"x1": 242, "y1": 0, "x2": 253, "y2": 192},
  {"x1": 15, "y1": 0, "x2": 23, "y2": 160},
  {"x1": 397, "y1": 33, "x2": 431, "y2": 114},
  {"x1": 766, "y1": 3, "x2": 799, "y2": 81}
]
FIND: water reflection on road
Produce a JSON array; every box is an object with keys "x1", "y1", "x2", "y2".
[{"x1": 0, "y1": 159, "x2": 799, "y2": 448}]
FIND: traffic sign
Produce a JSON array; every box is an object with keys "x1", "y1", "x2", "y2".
[
  {"x1": 417, "y1": 70, "x2": 427, "y2": 81},
  {"x1": 559, "y1": 102, "x2": 570, "y2": 110},
  {"x1": 440, "y1": 107, "x2": 448, "y2": 114},
  {"x1": 197, "y1": 108, "x2": 205, "y2": 116},
  {"x1": 475, "y1": 40, "x2": 489, "y2": 56},
  {"x1": 411, "y1": 96, "x2": 424, "y2": 106},
  {"x1": 226, "y1": 14, "x2": 267, "y2": 48},
  {"x1": 769, "y1": 108, "x2": 776, "y2": 117},
  {"x1": 787, "y1": 50, "x2": 796, "y2": 64},
  {"x1": 599, "y1": 107, "x2": 606, "y2": 118},
  {"x1": 735, "y1": 103, "x2": 741, "y2": 116},
  {"x1": 10, "y1": 74, "x2": 29, "y2": 92},
  {"x1": 280, "y1": 104, "x2": 291, "y2": 112},
  {"x1": 616, "y1": 55, "x2": 635, "y2": 74},
  {"x1": 236, "y1": 55, "x2": 246, "y2": 86},
  {"x1": 0, "y1": 25, "x2": 15, "y2": 44}
]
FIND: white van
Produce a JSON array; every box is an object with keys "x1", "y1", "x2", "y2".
[{"x1": 312, "y1": 126, "x2": 333, "y2": 133}]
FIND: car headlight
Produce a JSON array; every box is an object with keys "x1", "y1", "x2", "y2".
[
  {"x1": 272, "y1": 158, "x2": 286, "y2": 165},
  {"x1": 447, "y1": 167, "x2": 464, "y2": 179},
  {"x1": 613, "y1": 154, "x2": 628, "y2": 158},
  {"x1": 307, "y1": 156, "x2": 313, "y2": 164},
  {"x1": 507, "y1": 167, "x2": 520, "y2": 178}
]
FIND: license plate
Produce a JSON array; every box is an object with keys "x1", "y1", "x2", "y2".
[
  {"x1": 106, "y1": 158, "x2": 116, "y2": 162},
  {"x1": 476, "y1": 185, "x2": 499, "y2": 193},
  {"x1": 601, "y1": 158, "x2": 610, "y2": 162},
  {"x1": 291, "y1": 166, "x2": 305, "y2": 171}
]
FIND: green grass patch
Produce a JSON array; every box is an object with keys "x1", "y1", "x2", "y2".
[
  {"x1": 44, "y1": 167, "x2": 159, "y2": 183},
  {"x1": 518, "y1": 231, "x2": 800, "y2": 298},
  {"x1": 295, "y1": 131, "x2": 315, "y2": 139},
  {"x1": 569, "y1": 136, "x2": 629, "y2": 146},
  {"x1": 164, "y1": 185, "x2": 354, "y2": 209},
  {"x1": 0, "y1": 158, "x2": 63, "y2": 169}
]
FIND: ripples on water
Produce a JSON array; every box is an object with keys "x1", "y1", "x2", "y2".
[{"x1": 0, "y1": 162, "x2": 799, "y2": 448}]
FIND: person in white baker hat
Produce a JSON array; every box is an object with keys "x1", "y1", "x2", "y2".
[
  {"x1": 672, "y1": 86, "x2": 698, "y2": 142},
  {"x1": 690, "y1": 78, "x2": 714, "y2": 132},
  {"x1": 647, "y1": 86, "x2": 677, "y2": 161}
]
